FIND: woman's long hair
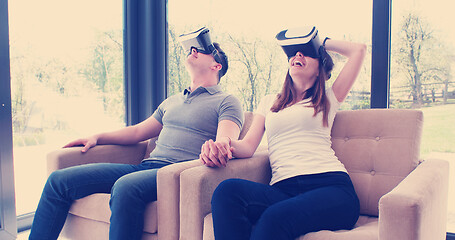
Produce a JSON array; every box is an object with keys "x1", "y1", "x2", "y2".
[{"x1": 270, "y1": 47, "x2": 334, "y2": 127}]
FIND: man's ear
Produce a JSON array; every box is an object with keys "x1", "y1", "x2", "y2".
[{"x1": 212, "y1": 62, "x2": 222, "y2": 71}]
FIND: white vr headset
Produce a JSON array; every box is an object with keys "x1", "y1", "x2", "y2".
[
  {"x1": 276, "y1": 26, "x2": 322, "y2": 59},
  {"x1": 179, "y1": 27, "x2": 228, "y2": 77}
]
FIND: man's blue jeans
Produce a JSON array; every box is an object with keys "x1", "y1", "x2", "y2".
[
  {"x1": 211, "y1": 171, "x2": 360, "y2": 240},
  {"x1": 29, "y1": 160, "x2": 170, "y2": 240}
]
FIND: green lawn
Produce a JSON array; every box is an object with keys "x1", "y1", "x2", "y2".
[{"x1": 418, "y1": 103, "x2": 455, "y2": 157}]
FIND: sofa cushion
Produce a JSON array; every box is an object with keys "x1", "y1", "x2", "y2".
[
  {"x1": 300, "y1": 215, "x2": 378, "y2": 240},
  {"x1": 203, "y1": 213, "x2": 378, "y2": 240},
  {"x1": 69, "y1": 193, "x2": 158, "y2": 234}
]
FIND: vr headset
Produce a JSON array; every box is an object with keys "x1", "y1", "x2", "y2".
[
  {"x1": 179, "y1": 27, "x2": 228, "y2": 78},
  {"x1": 276, "y1": 26, "x2": 322, "y2": 59}
]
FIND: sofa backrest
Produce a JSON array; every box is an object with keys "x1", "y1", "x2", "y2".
[
  {"x1": 331, "y1": 109, "x2": 423, "y2": 216},
  {"x1": 144, "y1": 137, "x2": 158, "y2": 159},
  {"x1": 144, "y1": 112, "x2": 254, "y2": 159},
  {"x1": 239, "y1": 112, "x2": 254, "y2": 140}
]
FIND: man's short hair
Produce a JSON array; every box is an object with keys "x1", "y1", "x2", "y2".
[{"x1": 213, "y1": 42, "x2": 228, "y2": 80}]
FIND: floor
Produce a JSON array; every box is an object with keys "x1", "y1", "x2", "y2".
[{"x1": 17, "y1": 229, "x2": 30, "y2": 240}]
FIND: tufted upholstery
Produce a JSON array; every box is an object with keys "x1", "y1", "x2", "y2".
[
  {"x1": 331, "y1": 109, "x2": 422, "y2": 216},
  {"x1": 46, "y1": 112, "x2": 254, "y2": 240},
  {"x1": 178, "y1": 109, "x2": 450, "y2": 240}
]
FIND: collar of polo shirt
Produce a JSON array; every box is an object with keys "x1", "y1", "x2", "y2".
[{"x1": 184, "y1": 85, "x2": 222, "y2": 96}]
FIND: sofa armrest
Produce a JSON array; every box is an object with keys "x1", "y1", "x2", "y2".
[
  {"x1": 47, "y1": 142, "x2": 149, "y2": 175},
  {"x1": 156, "y1": 159, "x2": 204, "y2": 240},
  {"x1": 179, "y1": 149, "x2": 270, "y2": 240},
  {"x1": 378, "y1": 159, "x2": 449, "y2": 240}
]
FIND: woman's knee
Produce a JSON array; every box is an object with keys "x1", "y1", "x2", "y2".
[
  {"x1": 257, "y1": 205, "x2": 284, "y2": 227},
  {"x1": 212, "y1": 179, "x2": 246, "y2": 202},
  {"x1": 251, "y1": 206, "x2": 293, "y2": 240}
]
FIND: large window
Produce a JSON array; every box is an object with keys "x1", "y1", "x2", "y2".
[
  {"x1": 391, "y1": 0, "x2": 455, "y2": 233},
  {"x1": 8, "y1": 0, "x2": 124, "y2": 220},
  {"x1": 168, "y1": 0, "x2": 372, "y2": 112}
]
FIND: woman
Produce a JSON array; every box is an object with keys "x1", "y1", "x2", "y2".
[{"x1": 199, "y1": 28, "x2": 366, "y2": 240}]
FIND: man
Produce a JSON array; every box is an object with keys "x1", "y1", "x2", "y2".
[{"x1": 29, "y1": 27, "x2": 243, "y2": 240}]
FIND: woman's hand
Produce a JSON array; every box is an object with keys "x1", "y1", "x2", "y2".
[
  {"x1": 199, "y1": 137, "x2": 234, "y2": 168},
  {"x1": 63, "y1": 135, "x2": 98, "y2": 153}
]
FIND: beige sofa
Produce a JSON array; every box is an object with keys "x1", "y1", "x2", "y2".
[
  {"x1": 177, "y1": 109, "x2": 450, "y2": 240},
  {"x1": 46, "y1": 112, "x2": 254, "y2": 240}
]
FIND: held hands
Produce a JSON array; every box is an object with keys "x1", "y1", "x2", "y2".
[
  {"x1": 63, "y1": 136, "x2": 98, "y2": 153},
  {"x1": 199, "y1": 137, "x2": 234, "y2": 168}
]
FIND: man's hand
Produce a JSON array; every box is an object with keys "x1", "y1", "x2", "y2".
[
  {"x1": 199, "y1": 137, "x2": 234, "y2": 168},
  {"x1": 63, "y1": 136, "x2": 98, "y2": 153}
]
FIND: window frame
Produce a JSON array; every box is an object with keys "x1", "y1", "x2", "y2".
[
  {"x1": 371, "y1": 0, "x2": 390, "y2": 108},
  {"x1": 0, "y1": 0, "x2": 17, "y2": 239},
  {"x1": 123, "y1": 0, "x2": 167, "y2": 126}
]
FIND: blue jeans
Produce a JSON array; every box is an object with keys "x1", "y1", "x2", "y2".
[
  {"x1": 211, "y1": 172, "x2": 360, "y2": 240},
  {"x1": 29, "y1": 160, "x2": 170, "y2": 240}
]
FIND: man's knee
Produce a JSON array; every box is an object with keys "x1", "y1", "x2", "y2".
[
  {"x1": 111, "y1": 176, "x2": 133, "y2": 195},
  {"x1": 46, "y1": 170, "x2": 69, "y2": 193},
  {"x1": 110, "y1": 175, "x2": 148, "y2": 205}
]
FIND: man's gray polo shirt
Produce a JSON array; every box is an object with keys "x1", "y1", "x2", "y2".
[{"x1": 145, "y1": 85, "x2": 243, "y2": 163}]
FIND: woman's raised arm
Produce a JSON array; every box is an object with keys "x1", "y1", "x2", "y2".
[{"x1": 325, "y1": 39, "x2": 367, "y2": 102}]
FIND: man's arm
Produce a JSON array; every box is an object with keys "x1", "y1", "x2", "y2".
[
  {"x1": 200, "y1": 119, "x2": 240, "y2": 167},
  {"x1": 64, "y1": 115, "x2": 163, "y2": 152},
  {"x1": 199, "y1": 94, "x2": 244, "y2": 167}
]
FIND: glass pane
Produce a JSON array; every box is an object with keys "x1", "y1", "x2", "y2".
[
  {"x1": 8, "y1": 0, "x2": 124, "y2": 216},
  {"x1": 391, "y1": 0, "x2": 455, "y2": 232},
  {"x1": 168, "y1": 0, "x2": 372, "y2": 112}
]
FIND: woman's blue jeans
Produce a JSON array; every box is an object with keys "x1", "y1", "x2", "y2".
[
  {"x1": 211, "y1": 171, "x2": 360, "y2": 240},
  {"x1": 28, "y1": 160, "x2": 170, "y2": 240}
]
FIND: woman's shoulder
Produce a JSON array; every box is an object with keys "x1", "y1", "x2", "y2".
[{"x1": 255, "y1": 94, "x2": 278, "y2": 115}]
